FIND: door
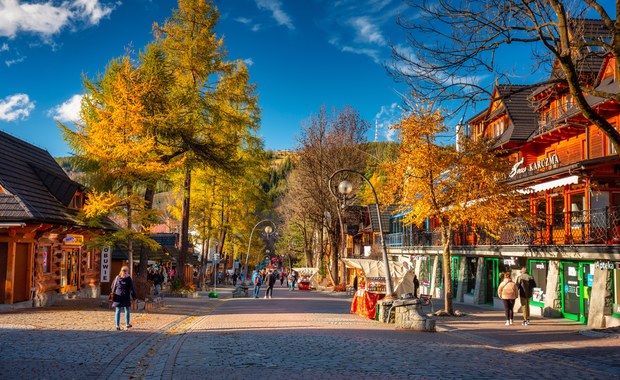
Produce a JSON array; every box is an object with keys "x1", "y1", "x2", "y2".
[
  {"x1": 561, "y1": 261, "x2": 593, "y2": 323},
  {"x1": 451, "y1": 256, "x2": 460, "y2": 298},
  {"x1": 13, "y1": 243, "x2": 30, "y2": 302},
  {"x1": 484, "y1": 258, "x2": 499, "y2": 304},
  {"x1": 60, "y1": 248, "x2": 80, "y2": 293},
  {"x1": 0, "y1": 242, "x2": 7, "y2": 303}
]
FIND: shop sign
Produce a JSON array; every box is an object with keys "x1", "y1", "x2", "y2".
[
  {"x1": 63, "y1": 234, "x2": 84, "y2": 246},
  {"x1": 509, "y1": 153, "x2": 560, "y2": 178},
  {"x1": 503, "y1": 258, "x2": 516, "y2": 266},
  {"x1": 596, "y1": 261, "x2": 620, "y2": 270},
  {"x1": 410, "y1": 255, "x2": 428, "y2": 261},
  {"x1": 100, "y1": 245, "x2": 111, "y2": 283}
]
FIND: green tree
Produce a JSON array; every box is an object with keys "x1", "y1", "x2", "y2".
[{"x1": 153, "y1": 0, "x2": 260, "y2": 283}]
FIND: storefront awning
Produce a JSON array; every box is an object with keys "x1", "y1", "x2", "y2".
[{"x1": 520, "y1": 175, "x2": 579, "y2": 194}]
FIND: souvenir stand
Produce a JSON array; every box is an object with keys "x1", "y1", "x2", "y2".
[
  {"x1": 292, "y1": 267, "x2": 319, "y2": 290},
  {"x1": 341, "y1": 258, "x2": 415, "y2": 319}
]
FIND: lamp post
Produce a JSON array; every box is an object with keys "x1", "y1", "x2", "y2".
[
  {"x1": 329, "y1": 169, "x2": 395, "y2": 298},
  {"x1": 243, "y1": 220, "x2": 277, "y2": 285},
  {"x1": 328, "y1": 174, "x2": 355, "y2": 286}
]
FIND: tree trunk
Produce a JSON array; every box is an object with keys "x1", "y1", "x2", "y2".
[
  {"x1": 440, "y1": 223, "x2": 454, "y2": 315},
  {"x1": 137, "y1": 187, "x2": 155, "y2": 279},
  {"x1": 178, "y1": 166, "x2": 192, "y2": 286}
]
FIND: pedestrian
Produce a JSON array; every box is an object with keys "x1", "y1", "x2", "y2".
[
  {"x1": 153, "y1": 269, "x2": 163, "y2": 296},
  {"x1": 252, "y1": 269, "x2": 262, "y2": 298},
  {"x1": 288, "y1": 271, "x2": 295, "y2": 291},
  {"x1": 279, "y1": 271, "x2": 285, "y2": 286},
  {"x1": 497, "y1": 271, "x2": 519, "y2": 326},
  {"x1": 516, "y1": 267, "x2": 537, "y2": 325},
  {"x1": 265, "y1": 270, "x2": 277, "y2": 298},
  {"x1": 111, "y1": 266, "x2": 137, "y2": 331},
  {"x1": 413, "y1": 273, "x2": 420, "y2": 298}
]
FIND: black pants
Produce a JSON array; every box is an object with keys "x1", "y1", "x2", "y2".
[
  {"x1": 266, "y1": 285, "x2": 274, "y2": 297},
  {"x1": 502, "y1": 299, "x2": 515, "y2": 320}
]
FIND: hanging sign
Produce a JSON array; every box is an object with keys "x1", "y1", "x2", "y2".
[
  {"x1": 101, "y1": 246, "x2": 112, "y2": 283},
  {"x1": 63, "y1": 234, "x2": 84, "y2": 246}
]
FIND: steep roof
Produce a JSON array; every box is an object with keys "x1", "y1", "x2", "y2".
[
  {"x1": 0, "y1": 130, "x2": 92, "y2": 226},
  {"x1": 367, "y1": 204, "x2": 398, "y2": 234},
  {"x1": 494, "y1": 85, "x2": 539, "y2": 144}
]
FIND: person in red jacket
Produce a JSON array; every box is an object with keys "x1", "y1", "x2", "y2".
[{"x1": 497, "y1": 272, "x2": 519, "y2": 326}]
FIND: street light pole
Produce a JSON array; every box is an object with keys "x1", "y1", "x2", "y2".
[
  {"x1": 329, "y1": 169, "x2": 395, "y2": 298},
  {"x1": 243, "y1": 219, "x2": 277, "y2": 285}
]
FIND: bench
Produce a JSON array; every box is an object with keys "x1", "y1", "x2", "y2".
[{"x1": 419, "y1": 294, "x2": 433, "y2": 313}]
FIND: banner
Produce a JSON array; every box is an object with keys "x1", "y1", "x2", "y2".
[{"x1": 101, "y1": 246, "x2": 111, "y2": 282}]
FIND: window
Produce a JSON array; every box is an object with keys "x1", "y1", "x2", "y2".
[
  {"x1": 41, "y1": 246, "x2": 51, "y2": 273},
  {"x1": 84, "y1": 250, "x2": 93, "y2": 270},
  {"x1": 608, "y1": 124, "x2": 618, "y2": 155}
]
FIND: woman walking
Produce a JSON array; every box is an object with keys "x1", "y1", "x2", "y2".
[
  {"x1": 111, "y1": 266, "x2": 137, "y2": 331},
  {"x1": 497, "y1": 272, "x2": 518, "y2": 326}
]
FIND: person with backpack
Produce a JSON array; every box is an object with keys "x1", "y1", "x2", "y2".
[
  {"x1": 516, "y1": 266, "x2": 537, "y2": 325},
  {"x1": 251, "y1": 269, "x2": 262, "y2": 298}
]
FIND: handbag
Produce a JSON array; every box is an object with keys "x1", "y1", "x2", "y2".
[{"x1": 108, "y1": 276, "x2": 118, "y2": 302}]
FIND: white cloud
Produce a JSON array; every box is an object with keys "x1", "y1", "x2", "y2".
[
  {"x1": 342, "y1": 45, "x2": 381, "y2": 63},
  {"x1": 0, "y1": 0, "x2": 115, "y2": 39},
  {"x1": 5, "y1": 55, "x2": 25, "y2": 66},
  {"x1": 49, "y1": 94, "x2": 82, "y2": 123},
  {"x1": 243, "y1": 58, "x2": 254, "y2": 67},
  {"x1": 71, "y1": 0, "x2": 114, "y2": 25},
  {"x1": 348, "y1": 16, "x2": 385, "y2": 46},
  {"x1": 0, "y1": 43, "x2": 8, "y2": 52},
  {"x1": 235, "y1": 17, "x2": 251, "y2": 24},
  {"x1": 0, "y1": 93, "x2": 35, "y2": 121},
  {"x1": 256, "y1": 0, "x2": 294, "y2": 30}
]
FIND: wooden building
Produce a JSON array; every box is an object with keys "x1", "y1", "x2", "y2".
[
  {"x1": 0, "y1": 131, "x2": 116, "y2": 306},
  {"x1": 386, "y1": 20, "x2": 620, "y2": 328}
]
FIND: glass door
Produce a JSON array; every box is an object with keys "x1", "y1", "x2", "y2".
[
  {"x1": 561, "y1": 261, "x2": 593, "y2": 323},
  {"x1": 451, "y1": 256, "x2": 460, "y2": 298},
  {"x1": 484, "y1": 258, "x2": 500, "y2": 304},
  {"x1": 60, "y1": 248, "x2": 80, "y2": 293}
]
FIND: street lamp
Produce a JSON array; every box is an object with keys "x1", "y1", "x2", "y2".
[
  {"x1": 243, "y1": 219, "x2": 277, "y2": 285},
  {"x1": 328, "y1": 174, "x2": 355, "y2": 286},
  {"x1": 329, "y1": 169, "x2": 395, "y2": 298}
]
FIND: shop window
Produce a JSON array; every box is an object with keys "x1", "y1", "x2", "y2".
[
  {"x1": 552, "y1": 196, "x2": 565, "y2": 226},
  {"x1": 84, "y1": 251, "x2": 93, "y2": 270},
  {"x1": 613, "y1": 269, "x2": 620, "y2": 317},
  {"x1": 41, "y1": 246, "x2": 51, "y2": 273},
  {"x1": 530, "y1": 261, "x2": 548, "y2": 305}
]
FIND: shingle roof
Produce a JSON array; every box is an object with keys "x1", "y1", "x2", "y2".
[
  {"x1": 0, "y1": 130, "x2": 98, "y2": 227},
  {"x1": 367, "y1": 204, "x2": 398, "y2": 233},
  {"x1": 495, "y1": 85, "x2": 539, "y2": 143}
]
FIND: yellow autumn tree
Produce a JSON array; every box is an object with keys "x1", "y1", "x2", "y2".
[
  {"x1": 61, "y1": 55, "x2": 177, "y2": 274},
  {"x1": 383, "y1": 106, "x2": 527, "y2": 315}
]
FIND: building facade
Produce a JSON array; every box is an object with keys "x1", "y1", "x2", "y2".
[
  {"x1": 383, "y1": 31, "x2": 620, "y2": 328},
  {"x1": 0, "y1": 131, "x2": 116, "y2": 306}
]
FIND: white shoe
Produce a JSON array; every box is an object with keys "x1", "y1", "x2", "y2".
[
  {"x1": 505, "y1": 321, "x2": 510, "y2": 326},
  {"x1": 269, "y1": 296, "x2": 272, "y2": 299},
  {"x1": 509, "y1": 320, "x2": 513, "y2": 325},
  {"x1": 264, "y1": 296, "x2": 267, "y2": 299}
]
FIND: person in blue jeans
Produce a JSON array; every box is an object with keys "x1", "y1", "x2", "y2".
[
  {"x1": 251, "y1": 269, "x2": 262, "y2": 298},
  {"x1": 111, "y1": 266, "x2": 137, "y2": 331}
]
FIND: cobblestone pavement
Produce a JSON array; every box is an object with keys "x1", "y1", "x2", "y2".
[{"x1": 0, "y1": 286, "x2": 618, "y2": 380}]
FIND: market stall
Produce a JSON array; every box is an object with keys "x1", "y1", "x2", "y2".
[
  {"x1": 292, "y1": 267, "x2": 319, "y2": 290},
  {"x1": 341, "y1": 258, "x2": 416, "y2": 319}
]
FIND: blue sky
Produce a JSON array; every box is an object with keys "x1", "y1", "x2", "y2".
[{"x1": 0, "y1": 0, "x2": 412, "y2": 157}]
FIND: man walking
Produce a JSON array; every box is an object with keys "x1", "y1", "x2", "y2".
[
  {"x1": 251, "y1": 269, "x2": 262, "y2": 298},
  {"x1": 517, "y1": 267, "x2": 537, "y2": 325},
  {"x1": 264, "y1": 270, "x2": 277, "y2": 298}
]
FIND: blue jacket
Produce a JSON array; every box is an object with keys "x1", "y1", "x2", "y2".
[{"x1": 251, "y1": 271, "x2": 262, "y2": 286}]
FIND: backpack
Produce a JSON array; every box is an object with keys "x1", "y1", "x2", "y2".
[{"x1": 254, "y1": 275, "x2": 261, "y2": 285}]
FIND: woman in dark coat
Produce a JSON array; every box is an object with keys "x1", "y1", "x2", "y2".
[{"x1": 111, "y1": 266, "x2": 137, "y2": 331}]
